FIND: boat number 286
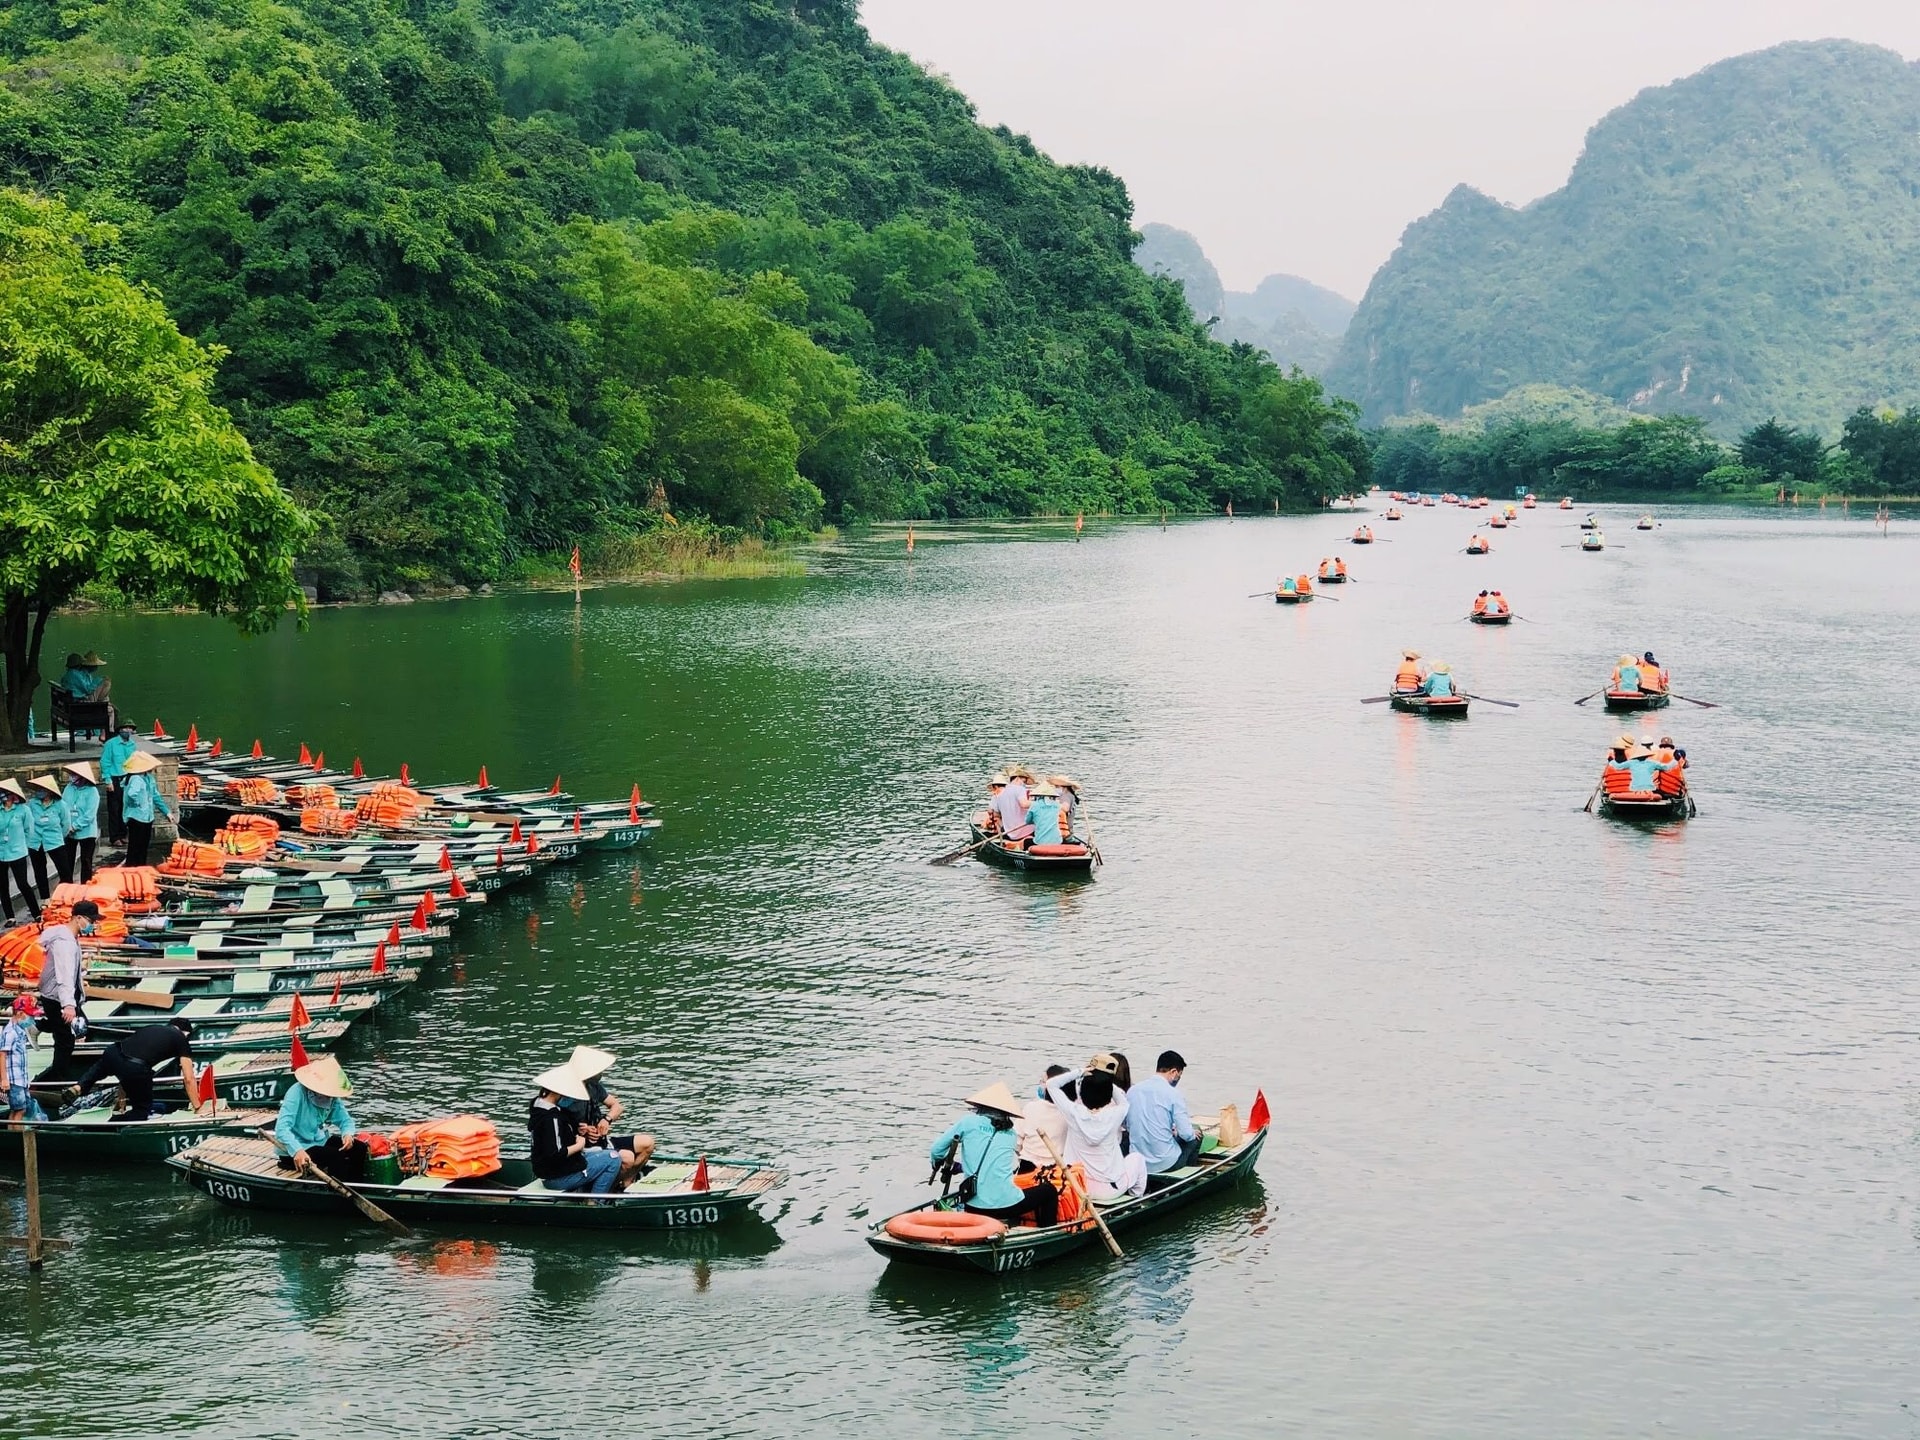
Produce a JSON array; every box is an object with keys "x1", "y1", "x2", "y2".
[{"x1": 662, "y1": 1205, "x2": 721, "y2": 1226}]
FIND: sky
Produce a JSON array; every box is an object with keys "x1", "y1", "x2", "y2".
[{"x1": 858, "y1": 0, "x2": 1920, "y2": 300}]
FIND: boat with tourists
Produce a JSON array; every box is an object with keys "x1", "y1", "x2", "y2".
[
  {"x1": 1581, "y1": 532, "x2": 1606, "y2": 552},
  {"x1": 1466, "y1": 535, "x2": 1491, "y2": 554},
  {"x1": 171, "y1": 1135, "x2": 788, "y2": 1231},
  {"x1": 1389, "y1": 692, "x2": 1471, "y2": 717},
  {"x1": 966, "y1": 816, "x2": 1095, "y2": 873}
]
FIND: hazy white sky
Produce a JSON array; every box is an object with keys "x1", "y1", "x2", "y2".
[{"x1": 859, "y1": 1, "x2": 1920, "y2": 299}]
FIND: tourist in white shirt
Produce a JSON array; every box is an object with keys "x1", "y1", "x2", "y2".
[
  {"x1": 1045, "y1": 1066, "x2": 1148, "y2": 1199},
  {"x1": 1015, "y1": 1065, "x2": 1070, "y2": 1170}
]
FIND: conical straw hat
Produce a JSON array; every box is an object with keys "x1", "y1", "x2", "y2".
[{"x1": 963, "y1": 1081, "x2": 1026, "y2": 1117}]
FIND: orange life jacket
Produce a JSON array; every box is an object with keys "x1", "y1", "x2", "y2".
[
  {"x1": 1394, "y1": 662, "x2": 1423, "y2": 689},
  {"x1": 1336, "y1": 560, "x2": 1348, "y2": 575},
  {"x1": 1472, "y1": 597, "x2": 1487, "y2": 613}
]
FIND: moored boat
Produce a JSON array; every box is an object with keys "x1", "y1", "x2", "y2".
[
  {"x1": 171, "y1": 1136, "x2": 788, "y2": 1231},
  {"x1": 966, "y1": 818, "x2": 1095, "y2": 874},
  {"x1": 867, "y1": 1127, "x2": 1268, "y2": 1273},
  {"x1": 31, "y1": 1051, "x2": 297, "y2": 1109},
  {"x1": 1388, "y1": 693, "x2": 1471, "y2": 717},
  {"x1": 0, "y1": 1104, "x2": 279, "y2": 1164}
]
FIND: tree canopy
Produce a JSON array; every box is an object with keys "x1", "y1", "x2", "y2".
[
  {"x1": 0, "y1": 0, "x2": 1368, "y2": 595},
  {"x1": 0, "y1": 190, "x2": 311, "y2": 745}
]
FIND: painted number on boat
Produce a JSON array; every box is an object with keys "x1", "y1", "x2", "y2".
[
  {"x1": 227, "y1": 1080, "x2": 279, "y2": 1101},
  {"x1": 663, "y1": 1205, "x2": 721, "y2": 1226},
  {"x1": 206, "y1": 1181, "x2": 253, "y2": 1203},
  {"x1": 995, "y1": 1249, "x2": 1036, "y2": 1273}
]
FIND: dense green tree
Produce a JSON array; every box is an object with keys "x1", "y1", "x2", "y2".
[
  {"x1": 0, "y1": 191, "x2": 311, "y2": 745},
  {"x1": 1737, "y1": 418, "x2": 1827, "y2": 489}
]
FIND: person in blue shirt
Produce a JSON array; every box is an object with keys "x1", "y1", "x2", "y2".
[
  {"x1": 273, "y1": 1055, "x2": 365, "y2": 1180},
  {"x1": 1024, "y1": 783, "x2": 1065, "y2": 847},
  {"x1": 60, "y1": 761, "x2": 101, "y2": 883},
  {"x1": 929, "y1": 1082, "x2": 1058, "y2": 1227},
  {"x1": 1419, "y1": 662, "x2": 1456, "y2": 698},
  {"x1": 24, "y1": 775, "x2": 70, "y2": 896},
  {"x1": 99, "y1": 722, "x2": 138, "y2": 844},
  {"x1": 0, "y1": 779, "x2": 41, "y2": 923},
  {"x1": 1624, "y1": 742, "x2": 1676, "y2": 793},
  {"x1": 1129, "y1": 1051, "x2": 1204, "y2": 1174},
  {"x1": 119, "y1": 750, "x2": 171, "y2": 867},
  {"x1": 58, "y1": 651, "x2": 110, "y2": 701},
  {"x1": 1611, "y1": 654, "x2": 1642, "y2": 693}
]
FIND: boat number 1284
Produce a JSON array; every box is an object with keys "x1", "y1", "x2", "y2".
[{"x1": 662, "y1": 1205, "x2": 720, "y2": 1226}]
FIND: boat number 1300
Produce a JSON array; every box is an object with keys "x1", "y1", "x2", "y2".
[{"x1": 662, "y1": 1205, "x2": 720, "y2": 1226}]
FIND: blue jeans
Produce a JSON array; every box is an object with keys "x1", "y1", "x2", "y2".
[
  {"x1": 544, "y1": 1147, "x2": 620, "y2": 1194},
  {"x1": 8, "y1": 1084, "x2": 46, "y2": 1119}
]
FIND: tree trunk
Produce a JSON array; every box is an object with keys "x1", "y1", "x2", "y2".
[{"x1": 1, "y1": 594, "x2": 50, "y2": 750}]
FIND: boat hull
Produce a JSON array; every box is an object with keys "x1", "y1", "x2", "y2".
[
  {"x1": 1601, "y1": 691, "x2": 1670, "y2": 713},
  {"x1": 868, "y1": 1129, "x2": 1267, "y2": 1273},
  {"x1": 1389, "y1": 693, "x2": 1470, "y2": 717},
  {"x1": 966, "y1": 822, "x2": 1095, "y2": 874},
  {"x1": 0, "y1": 1107, "x2": 277, "y2": 1164},
  {"x1": 1273, "y1": 592, "x2": 1313, "y2": 604},
  {"x1": 1598, "y1": 793, "x2": 1692, "y2": 821},
  {"x1": 1468, "y1": 613, "x2": 1512, "y2": 625}
]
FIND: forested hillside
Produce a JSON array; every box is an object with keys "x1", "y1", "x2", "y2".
[
  {"x1": 1328, "y1": 41, "x2": 1920, "y2": 436},
  {"x1": 0, "y1": 0, "x2": 1364, "y2": 594}
]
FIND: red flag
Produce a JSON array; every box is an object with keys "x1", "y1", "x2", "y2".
[
  {"x1": 313, "y1": 750, "x2": 324, "y2": 771},
  {"x1": 384, "y1": 923, "x2": 401, "y2": 948},
  {"x1": 495, "y1": 846, "x2": 505, "y2": 870},
  {"x1": 509, "y1": 820, "x2": 522, "y2": 844},
  {"x1": 352, "y1": 756, "x2": 364, "y2": 779},
  {"x1": 409, "y1": 897, "x2": 429, "y2": 931},
  {"x1": 153, "y1": 718, "x2": 167, "y2": 738},
  {"x1": 251, "y1": 739, "x2": 263, "y2": 759},
  {"x1": 298, "y1": 743, "x2": 312, "y2": 766},
  {"x1": 568, "y1": 544, "x2": 582, "y2": 580},
  {"x1": 447, "y1": 871, "x2": 469, "y2": 901},
  {"x1": 186, "y1": 724, "x2": 200, "y2": 752},
  {"x1": 628, "y1": 794, "x2": 639, "y2": 825},
  {"x1": 287, "y1": 993, "x2": 312, "y2": 1030},
  {"x1": 210, "y1": 738, "x2": 224, "y2": 757},
  {"x1": 1248, "y1": 1089, "x2": 1271, "y2": 1133},
  {"x1": 197, "y1": 1063, "x2": 217, "y2": 1109},
  {"x1": 478, "y1": 765, "x2": 489, "y2": 788},
  {"x1": 572, "y1": 809, "x2": 582, "y2": 835},
  {"x1": 437, "y1": 846, "x2": 453, "y2": 873},
  {"x1": 422, "y1": 890, "x2": 438, "y2": 916},
  {"x1": 289, "y1": 1035, "x2": 311, "y2": 1069},
  {"x1": 370, "y1": 942, "x2": 388, "y2": 975},
  {"x1": 690, "y1": 1156, "x2": 710, "y2": 1193},
  {"x1": 328, "y1": 976, "x2": 342, "y2": 1006},
  {"x1": 526, "y1": 835, "x2": 540, "y2": 855},
  {"x1": 548, "y1": 775, "x2": 562, "y2": 796},
  {"x1": 400, "y1": 762, "x2": 411, "y2": 786}
]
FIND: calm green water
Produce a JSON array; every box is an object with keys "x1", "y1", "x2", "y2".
[{"x1": 6, "y1": 505, "x2": 1919, "y2": 1438}]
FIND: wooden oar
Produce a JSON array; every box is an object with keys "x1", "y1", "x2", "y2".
[
  {"x1": 83, "y1": 983, "x2": 176, "y2": 1009},
  {"x1": 1670, "y1": 694, "x2": 1720, "y2": 709},
  {"x1": 1461, "y1": 693, "x2": 1519, "y2": 708},
  {"x1": 930, "y1": 835, "x2": 993, "y2": 866},
  {"x1": 1572, "y1": 687, "x2": 1607, "y2": 706},
  {"x1": 300, "y1": 1156, "x2": 412, "y2": 1237},
  {"x1": 1359, "y1": 695, "x2": 1395, "y2": 704},
  {"x1": 1581, "y1": 778, "x2": 1604, "y2": 813},
  {"x1": 1039, "y1": 1131, "x2": 1122, "y2": 1259}
]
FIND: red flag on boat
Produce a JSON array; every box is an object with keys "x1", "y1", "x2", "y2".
[
  {"x1": 526, "y1": 835, "x2": 540, "y2": 855},
  {"x1": 437, "y1": 846, "x2": 453, "y2": 873},
  {"x1": 186, "y1": 724, "x2": 199, "y2": 752},
  {"x1": 385, "y1": 923, "x2": 401, "y2": 948},
  {"x1": 628, "y1": 792, "x2": 639, "y2": 825},
  {"x1": 352, "y1": 757, "x2": 364, "y2": 779},
  {"x1": 153, "y1": 718, "x2": 167, "y2": 738},
  {"x1": 409, "y1": 897, "x2": 429, "y2": 932},
  {"x1": 422, "y1": 890, "x2": 438, "y2": 916},
  {"x1": 448, "y1": 871, "x2": 469, "y2": 900},
  {"x1": 287, "y1": 993, "x2": 312, "y2": 1030},
  {"x1": 572, "y1": 809, "x2": 582, "y2": 835},
  {"x1": 197, "y1": 1063, "x2": 217, "y2": 1111},
  {"x1": 289, "y1": 1035, "x2": 311, "y2": 1069},
  {"x1": 478, "y1": 765, "x2": 489, "y2": 788},
  {"x1": 400, "y1": 762, "x2": 411, "y2": 786},
  {"x1": 548, "y1": 775, "x2": 562, "y2": 796},
  {"x1": 370, "y1": 942, "x2": 388, "y2": 976},
  {"x1": 495, "y1": 847, "x2": 505, "y2": 871},
  {"x1": 328, "y1": 976, "x2": 342, "y2": 1006},
  {"x1": 690, "y1": 1156, "x2": 710, "y2": 1193},
  {"x1": 313, "y1": 751, "x2": 324, "y2": 771},
  {"x1": 210, "y1": 738, "x2": 223, "y2": 757},
  {"x1": 298, "y1": 743, "x2": 312, "y2": 765},
  {"x1": 1248, "y1": 1089, "x2": 1271, "y2": 1132},
  {"x1": 509, "y1": 820, "x2": 522, "y2": 844},
  {"x1": 251, "y1": 739, "x2": 263, "y2": 759}
]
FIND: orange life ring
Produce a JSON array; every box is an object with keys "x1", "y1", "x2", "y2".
[{"x1": 884, "y1": 1210, "x2": 1007, "y2": 1244}]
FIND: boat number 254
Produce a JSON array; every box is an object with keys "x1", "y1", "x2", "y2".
[{"x1": 663, "y1": 1205, "x2": 721, "y2": 1226}]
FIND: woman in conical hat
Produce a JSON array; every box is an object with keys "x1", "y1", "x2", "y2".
[
  {"x1": 275, "y1": 1055, "x2": 366, "y2": 1180},
  {"x1": 118, "y1": 748, "x2": 172, "y2": 868},
  {"x1": 563, "y1": 1045, "x2": 656, "y2": 1184},
  {"x1": 60, "y1": 762, "x2": 101, "y2": 883},
  {"x1": 23, "y1": 775, "x2": 71, "y2": 897},
  {"x1": 0, "y1": 779, "x2": 39, "y2": 924},
  {"x1": 927, "y1": 1080, "x2": 1060, "y2": 1229},
  {"x1": 530, "y1": 1065, "x2": 622, "y2": 1195}
]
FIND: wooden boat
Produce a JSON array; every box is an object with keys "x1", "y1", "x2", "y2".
[
  {"x1": 1468, "y1": 609, "x2": 1513, "y2": 625},
  {"x1": 1601, "y1": 689, "x2": 1669, "y2": 713},
  {"x1": 966, "y1": 818, "x2": 1096, "y2": 874},
  {"x1": 1273, "y1": 588, "x2": 1313, "y2": 604},
  {"x1": 1388, "y1": 692, "x2": 1470, "y2": 717},
  {"x1": 32, "y1": 1051, "x2": 296, "y2": 1109},
  {"x1": 1523, "y1": 496, "x2": 1537, "y2": 509},
  {"x1": 1597, "y1": 781, "x2": 1693, "y2": 822},
  {"x1": 1421, "y1": 497, "x2": 1436, "y2": 506},
  {"x1": 1579, "y1": 518, "x2": 1599, "y2": 530},
  {"x1": 868, "y1": 1127, "x2": 1268, "y2": 1274},
  {"x1": 144, "y1": 914, "x2": 452, "y2": 949},
  {"x1": 1581, "y1": 534, "x2": 1605, "y2": 551},
  {"x1": 1465, "y1": 540, "x2": 1491, "y2": 554},
  {"x1": 1559, "y1": 498, "x2": 1573, "y2": 509},
  {"x1": 45, "y1": 1013, "x2": 354, "y2": 1059},
  {"x1": 0, "y1": 1105, "x2": 278, "y2": 1165},
  {"x1": 1384, "y1": 509, "x2": 1403, "y2": 520},
  {"x1": 1487, "y1": 515, "x2": 1508, "y2": 529},
  {"x1": 171, "y1": 1136, "x2": 787, "y2": 1231},
  {"x1": 1350, "y1": 529, "x2": 1374, "y2": 543},
  {"x1": 80, "y1": 984, "x2": 383, "y2": 1029},
  {"x1": 1636, "y1": 516, "x2": 1655, "y2": 530},
  {"x1": 86, "y1": 961, "x2": 421, "y2": 1001},
  {"x1": 1317, "y1": 571, "x2": 1348, "y2": 584}
]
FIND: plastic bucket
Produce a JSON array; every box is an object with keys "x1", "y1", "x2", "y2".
[{"x1": 365, "y1": 1153, "x2": 401, "y2": 1186}]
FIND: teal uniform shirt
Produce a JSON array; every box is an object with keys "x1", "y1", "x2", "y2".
[
  {"x1": 1025, "y1": 798, "x2": 1064, "y2": 847},
  {"x1": 121, "y1": 771, "x2": 170, "y2": 824},
  {"x1": 1625, "y1": 756, "x2": 1674, "y2": 790},
  {"x1": 272, "y1": 1083, "x2": 356, "y2": 1157},
  {"x1": 928, "y1": 1112, "x2": 1021, "y2": 1211},
  {"x1": 25, "y1": 795, "x2": 67, "y2": 851},
  {"x1": 0, "y1": 803, "x2": 28, "y2": 863},
  {"x1": 99, "y1": 735, "x2": 137, "y2": 782},
  {"x1": 60, "y1": 667, "x2": 102, "y2": 699},
  {"x1": 62, "y1": 783, "x2": 100, "y2": 841},
  {"x1": 1421, "y1": 672, "x2": 1456, "y2": 697}
]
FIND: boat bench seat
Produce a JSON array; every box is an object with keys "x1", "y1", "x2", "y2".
[{"x1": 396, "y1": 1175, "x2": 453, "y2": 1190}]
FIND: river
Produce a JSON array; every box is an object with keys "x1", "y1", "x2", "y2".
[{"x1": 6, "y1": 504, "x2": 1918, "y2": 1438}]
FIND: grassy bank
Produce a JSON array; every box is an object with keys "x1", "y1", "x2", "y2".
[{"x1": 518, "y1": 525, "x2": 812, "y2": 587}]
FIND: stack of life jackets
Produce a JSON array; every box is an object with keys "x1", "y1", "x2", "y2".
[
  {"x1": 0, "y1": 923, "x2": 45, "y2": 983},
  {"x1": 356, "y1": 784, "x2": 429, "y2": 829},
  {"x1": 222, "y1": 778, "x2": 281, "y2": 806},
  {"x1": 44, "y1": 883, "x2": 130, "y2": 943},
  {"x1": 392, "y1": 1115, "x2": 502, "y2": 1180},
  {"x1": 215, "y1": 815, "x2": 280, "y2": 860},
  {"x1": 301, "y1": 806, "x2": 359, "y2": 836},
  {"x1": 177, "y1": 774, "x2": 202, "y2": 802},
  {"x1": 84, "y1": 866, "x2": 162, "y2": 914},
  {"x1": 285, "y1": 784, "x2": 338, "y2": 809},
  {"x1": 160, "y1": 840, "x2": 228, "y2": 877}
]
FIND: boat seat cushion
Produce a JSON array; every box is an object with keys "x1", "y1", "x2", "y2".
[{"x1": 232, "y1": 971, "x2": 272, "y2": 994}]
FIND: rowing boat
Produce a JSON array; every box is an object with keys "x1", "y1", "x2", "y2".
[
  {"x1": 1317, "y1": 572, "x2": 1348, "y2": 583},
  {"x1": 1598, "y1": 791, "x2": 1693, "y2": 821},
  {"x1": 171, "y1": 1136, "x2": 788, "y2": 1231},
  {"x1": 32, "y1": 1051, "x2": 296, "y2": 1109},
  {"x1": 867, "y1": 1128, "x2": 1267, "y2": 1273},
  {"x1": 1469, "y1": 610, "x2": 1512, "y2": 625},
  {"x1": 0, "y1": 1105, "x2": 279, "y2": 1165},
  {"x1": 85, "y1": 962, "x2": 422, "y2": 1000},
  {"x1": 1273, "y1": 590, "x2": 1313, "y2": 604},
  {"x1": 1389, "y1": 692, "x2": 1470, "y2": 717},
  {"x1": 42, "y1": 1014, "x2": 354, "y2": 1059},
  {"x1": 1601, "y1": 690, "x2": 1669, "y2": 713},
  {"x1": 966, "y1": 818, "x2": 1096, "y2": 874}
]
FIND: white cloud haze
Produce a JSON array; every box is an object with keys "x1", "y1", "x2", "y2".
[{"x1": 859, "y1": 0, "x2": 1920, "y2": 298}]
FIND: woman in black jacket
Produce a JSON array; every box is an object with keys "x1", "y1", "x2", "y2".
[{"x1": 528, "y1": 1067, "x2": 622, "y2": 1193}]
